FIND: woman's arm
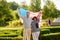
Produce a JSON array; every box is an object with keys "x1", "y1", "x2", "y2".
[{"x1": 37, "y1": 11, "x2": 42, "y2": 28}]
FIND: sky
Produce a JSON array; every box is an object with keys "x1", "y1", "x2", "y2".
[{"x1": 7, "y1": 0, "x2": 60, "y2": 10}]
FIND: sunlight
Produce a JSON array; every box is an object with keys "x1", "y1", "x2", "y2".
[{"x1": 7, "y1": 0, "x2": 60, "y2": 10}]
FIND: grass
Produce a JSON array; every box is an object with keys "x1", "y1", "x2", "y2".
[
  {"x1": 0, "y1": 26, "x2": 60, "y2": 40},
  {"x1": 42, "y1": 32, "x2": 60, "y2": 36},
  {"x1": 0, "y1": 27, "x2": 23, "y2": 40},
  {"x1": 40, "y1": 26, "x2": 60, "y2": 40}
]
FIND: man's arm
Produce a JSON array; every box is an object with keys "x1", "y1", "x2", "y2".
[
  {"x1": 17, "y1": 8, "x2": 23, "y2": 23},
  {"x1": 17, "y1": 8, "x2": 23, "y2": 19}
]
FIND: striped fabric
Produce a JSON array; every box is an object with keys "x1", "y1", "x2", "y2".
[
  {"x1": 18, "y1": 9, "x2": 42, "y2": 27},
  {"x1": 29, "y1": 11, "x2": 42, "y2": 27}
]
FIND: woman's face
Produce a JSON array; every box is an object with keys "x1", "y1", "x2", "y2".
[{"x1": 34, "y1": 18, "x2": 37, "y2": 21}]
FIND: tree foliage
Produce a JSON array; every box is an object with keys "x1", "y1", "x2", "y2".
[
  {"x1": 30, "y1": 0, "x2": 41, "y2": 12},
  {"x1": 20, "y1": 1, "x2": 28, "y2": 10},
  {"x1": 0, "y1": 0, "x2": 13, "y2": 26},
  {"x1": 42, "y1": 0, "x2": 58, "y2": 19},
  {"x1": 8, "y1": 2, "x2": 19, "y2": 10}
]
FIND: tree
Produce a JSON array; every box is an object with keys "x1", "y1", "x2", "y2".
[
  {"x1": 57, "y1": 10, "x2": 60, "y2": 15},
  {"x1": 20, "y1": 1, "x2": 28, "y2": 10},
  {"x1": 30, "y1": 0, "x2": 41, "y2": 12},
  {"x1": 9, "y1": 2, "x2": 19, "y2": 10},
  {"x1": 0, "y1": 0, "x2": 13, "y2": 26},
  {"x1": 42, "y1": 0, "x2": 58, "y2": 19}
]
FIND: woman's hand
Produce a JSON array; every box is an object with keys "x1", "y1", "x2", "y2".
[{"x1": 37, "y1": 11, "x2": 42, "y2": 20}]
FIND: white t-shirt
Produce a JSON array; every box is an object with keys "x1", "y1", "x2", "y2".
[{"x1": 21, "y1": 16, "x2": 32, "y2": 28}]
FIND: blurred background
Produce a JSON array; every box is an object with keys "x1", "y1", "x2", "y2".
[{"x1": 0, "y1": 0, "x2": 60, "y2": 40}]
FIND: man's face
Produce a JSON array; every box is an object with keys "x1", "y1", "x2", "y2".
[{"x1": 27, "y1": 12, "x2": 30, "y2": 18}]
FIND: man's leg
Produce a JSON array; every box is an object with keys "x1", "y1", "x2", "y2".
[
  {"x1": 27, "y1": 28, "x2": 31, "y2": 40},
  {"x1": 23, "y1": 29, "x2": 27, "y2": 40}
]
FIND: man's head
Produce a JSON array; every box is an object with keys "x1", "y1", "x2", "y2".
[{"x1": 27, "y1": 12, "x2": 30, "y2": 18}]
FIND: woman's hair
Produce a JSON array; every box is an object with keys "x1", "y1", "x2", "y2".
[{"x1": 32, "y1": 17, "x2": 37, "y2": 20}]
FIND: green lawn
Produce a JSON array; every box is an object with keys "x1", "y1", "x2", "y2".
[
  {"x1": 0, "y1": 26, "x2": 60, "y2": 40},
  {"x1": 40, "y1": 26, "x2": 60, "y2": 40},
  {"x1": 0, "y1": 27, "x2": 23, "y2": 40}
]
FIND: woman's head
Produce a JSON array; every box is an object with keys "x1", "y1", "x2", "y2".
[{"x1": 32, "y1": 17, "x2": 37, "y2": 21}]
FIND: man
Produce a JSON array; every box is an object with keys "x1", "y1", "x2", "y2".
[{"x1": 18, "y1": 8, "x2": 31, "y2": 40}]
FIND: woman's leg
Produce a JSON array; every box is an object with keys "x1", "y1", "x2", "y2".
[
  {"x1": 32, "y1": 31, "x2": 40, "y2": 40},
  {"x1": 36, "y1": 31, "x2": 40, "y2": 40}
]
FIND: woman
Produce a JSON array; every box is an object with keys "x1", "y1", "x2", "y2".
[{"x1": 31, "y1": 17, "x2": 40, "y2": 40}]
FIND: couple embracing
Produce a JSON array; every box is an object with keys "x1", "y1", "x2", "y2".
[{"x1": 18, "y1": 8, "x2": 42, "y2": 40}]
